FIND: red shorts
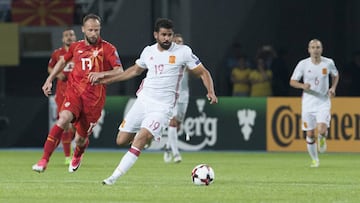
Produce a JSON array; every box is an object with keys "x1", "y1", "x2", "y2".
[{"x1": 60, "y1": 87, "x2": 104, "y2": 138}]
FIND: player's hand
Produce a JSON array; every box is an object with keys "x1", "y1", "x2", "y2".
[
  {"x1": 328, "y1": 87, "x2": 336, "y2": 98},
  {"x1": 207, "y1": 93, "x2": 218, "y2": 104},
  {"x1": 302, "y1": 83, "x2": 311, "y2": 90},
  {"x1": 88, "y1": 72, "x2": 105, "y2": 85},
  {"x1": 42, "y1": 80, "x2": 53, "y2": 97}
]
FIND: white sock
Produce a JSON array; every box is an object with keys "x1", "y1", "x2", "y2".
[
  {"x1": 110, "y1": 146, "x2": 140, "y2": 180},
  {"x1": 165, "y1": 133, "x2": 171, "y2": 149},
  {"x1": 306, "y1": 136, "x2": 318, "y2": 161},
  {"x1": 168, "y1": 126, "x2": 180, "y2": 156}
]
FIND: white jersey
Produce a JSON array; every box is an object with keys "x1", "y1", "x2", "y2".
[
  {"x1": 291, "y1": 56, "x2": 338, "y2": 112},
  {"x1": 135, "y1": 42, "x2": 200, "y2": 107}
]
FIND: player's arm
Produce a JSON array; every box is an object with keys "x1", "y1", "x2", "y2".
[
  {"x1": 48, "y1": 65, "x2": 66, "y2": 81},
  {"x1": 103, "y1": 64, "x2": 144, "y2": 84},
  {"x1": 48, "y1": 52, "x2": 66, "y2": 81},
  {"x1": 47, "y1": 66, "x2": 53, "y2": 74},
  {"x1": 289, "y1": 79, "x2": 310, "y2": 90},
  {"x1": 104, "y1": 66, "x2": 124, "y2": 77},
  {"x1": 289, "y1": 64, "x2": 310, "y2": 91},
  {"x1": 42, "y1": 57, "x2": 66, "y2": 97},
  {"x1": 189, "y1": 64, "x2": 218, "y2": 104},
  {"x1": 328, "y1": 73, "x2": 339, "y2": 97},
  {"x1": 88, "y1": 66, "x2": 124, "y2": 84},
  {"x1": 89, "y1": 64, "x2": 145, "y2": 85}
]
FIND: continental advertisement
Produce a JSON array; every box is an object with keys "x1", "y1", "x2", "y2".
[{"x1": 267, "y1": 97, "x2": 360, "y2": 152}]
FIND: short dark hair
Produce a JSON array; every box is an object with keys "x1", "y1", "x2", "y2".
[
  {"x1": 64, "y1": 27, "x2": 74, "y2": 32},
  {"x1": 154, "y1": 18, "x2": 174, "y2": 32},
  {"x1": 174, "y1": 33, "x2": 182, "y2": 38},
  {"x1": 82, "y1": 13, "x2": 101, "y2": 25}
]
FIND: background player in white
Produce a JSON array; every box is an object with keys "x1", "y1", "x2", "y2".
[
  {"x1": 88, "y1": 18, "x2": 218, "y2": 185},
  {"x1": 290, "y1": 39, "x2": 339, "y2": 167},
  {"x1": 163, "y1": 33, "x2": 189, "y2": 163}
]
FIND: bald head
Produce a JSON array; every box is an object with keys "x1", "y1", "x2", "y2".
[
  {"x1": 308, "y1": 39, "x2": 323, "y2": 59},
  {"x1": 308, "y1": 39, "x2": 322, "y2": 48}
]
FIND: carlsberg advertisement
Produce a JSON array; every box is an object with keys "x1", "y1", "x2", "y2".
[{"x1": 77, "y1": 96, "x2": 267, "y2": 150}]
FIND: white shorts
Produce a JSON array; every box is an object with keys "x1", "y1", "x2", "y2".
[
  {"x1": 119, "y1": 98, "x2": 172, "y2": 141},
  {"x1": 302, "y1": 109, "x2": 331, "y2": 131},
  {"x1": 172, "y1": 102, "x2": 188, "y2": 123}
]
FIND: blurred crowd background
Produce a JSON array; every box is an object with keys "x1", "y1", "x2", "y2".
[{"x1": 1, "y1": 0, "x2": 360, "y2": 98}]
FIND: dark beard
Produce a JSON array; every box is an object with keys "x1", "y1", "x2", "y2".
[
  {"x1": 159, "y1": 42, "x2": 171, "y2": 50},
  {"x1": 65, "y1": 40, "x2": 73, "y2": 47},
  {"x1": 86, "y1": 36, "x2": 97, "y2": 45}
]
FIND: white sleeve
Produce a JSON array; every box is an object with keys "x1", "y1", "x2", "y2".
[
  {"x1": 183, "y1": 46, "x2": 202, "y2": 70},
  {"x1": 290, "y1": 61, "x2": 304, "y2": 81},
  {"x1": 135, "y1": 46, "x2": 148, "y2": 69},
  {"x1": 329, "y1": 59, "x2": 339, "y2": 76}
]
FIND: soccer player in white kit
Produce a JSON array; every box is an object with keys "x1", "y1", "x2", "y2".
[
  {"x1": 88, "y1": 18, "x2": 218, "y2": 185},
  {"x1": 290, "y1": 39, "x2": 339, "y2": 168},
  {"x1": 163, "y1": 33, "x2": 189, "y2": 163}
]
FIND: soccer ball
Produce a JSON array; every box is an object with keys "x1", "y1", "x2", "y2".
[{"x1": 191, "y1": 164, "x2": 215, "y2": 186}]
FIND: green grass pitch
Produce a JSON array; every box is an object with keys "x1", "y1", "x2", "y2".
[{"x1": 0, "y1": 150, "x2": 359, "y2": 203}]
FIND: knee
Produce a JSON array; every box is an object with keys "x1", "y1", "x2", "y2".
[
  {"x1": 317, "y1": 125, "x2": 328, "y2": 135},
  {"x1": 57, "y1": 111, "x2": 73, "y2": 128},
  {"x1": 318, "y1": 128, "x2": 327, "y2": 135},
  {"x1": 132, "y1": 132, "x2": 153, "y2": 150},
  {"x1": 74, "y1": 135, "x2": 87, "y2": 147},
  {"x1": 169, "y1": 118, "x2": 178, "y2": 128},
  {"x1": 306, "y1": 130, "x2": 315, "y2": 138},
  {"x1": 116, "y1": 137, "x2": 126, "y2": 146},
  {"x1": 115, "y1": 133, "x2": 133, "y2": 146}
]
